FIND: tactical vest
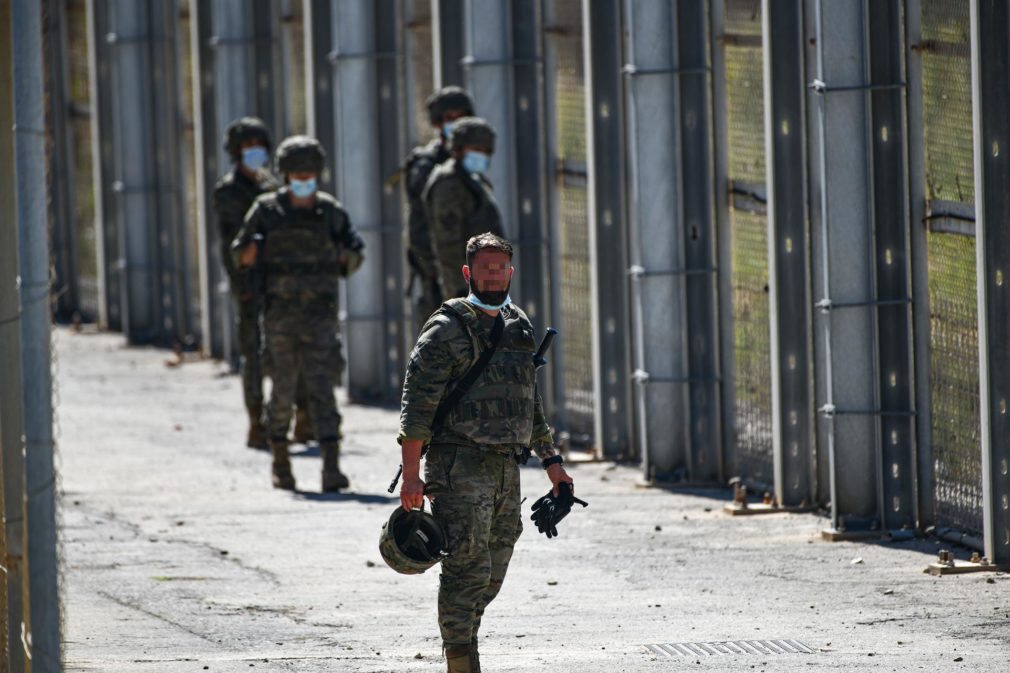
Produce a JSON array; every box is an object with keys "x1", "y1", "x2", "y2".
[
  {"x1": 435, "y1": 298, "x2": 539, "y2": 449},
  {"x1": 258, "y1": 191, "x2": 345, "y2": 309}
]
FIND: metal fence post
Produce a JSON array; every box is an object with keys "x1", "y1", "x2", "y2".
[
  {"x1": 87, "y1": 0, "x2": 123, "y2": 332},
  {"x1": 305, "y1": 0, "x2": 337, "y2": 192},
  {"x1": 433, "y1": 0, "x2": 465, "y2": 87},
  {"x1": 0, "y1": 3, "x2": 27, "y2": 666},
  {"x1": 328, "y1": 0, "x2": 390, "y2": 402},
  {"x1": 969, "y1": 0, "x2": 1010, "y2": 567},
  {"x1": 45, "y1": 0, "x2": 81, "y2": 322},
  {"x1": 12, "y1": 0, "x2": 62, "y2": 666},
  {"x1": 511, "y1": 0, "x2": 551, "y2": 339},
  {"x1": 584, "y1": 0, "x2": 632, "y2": 458},
  {"x1": 461, "y1": 0, "x2": 516, "y2": 240},
  {"x1": 763, "y1": 0, "x2": 815, "y2": 507}
]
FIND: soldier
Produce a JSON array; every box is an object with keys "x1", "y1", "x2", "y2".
[
  {"x1": 213, "y1": 117, "x2": 313, "y2": 449},
  {"x1": 398, "y1": 233, "x2": 574, "y2": 672},
  {"x1": 422, "y1": 118, "x2": 506, "y2": 301},
  {"x1": 232, "y1": 136, "x2": 364, "y2": 491},
  {"x1": 402, "y1": 87, "x2": 475, "y2": 334}
]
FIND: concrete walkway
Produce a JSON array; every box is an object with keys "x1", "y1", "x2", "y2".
[{"x1": 56, "y1": 329, "x2": 1008, "y2": 672}]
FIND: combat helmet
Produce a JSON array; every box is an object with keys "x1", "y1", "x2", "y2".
[
  {"x1": 449, "y1": 117, "x2": 496, "y2": 154},
  {"x1": 275, "y1": 135, "x2": 326, "y2": 175},
  {"x1": 379, "y1": 505, "x2": 448, "y2": 575},
  {"x1": 426, "y1": 86, "x2": 475, "y2": 124},
  {"x1": 223, "y1": 116, "x2": 271, "y2": 160}
]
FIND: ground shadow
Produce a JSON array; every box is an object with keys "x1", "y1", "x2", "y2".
[{"x1": 292, "y1": 490, "x2": 398, "y2": 505}]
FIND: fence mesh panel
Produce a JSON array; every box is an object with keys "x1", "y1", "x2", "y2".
[
  {"x1": 724, "y1": 1, "x2": 772, "y2": 486},
  {"x1": 407, "y1": 3, "x2": 434, "y2": 148},
  {"x1": 921, "y1": 0, "x2": 982, "y2": 539},
  {"x1": 549, "y1": 0, "x2": 594, "y2": 442}
]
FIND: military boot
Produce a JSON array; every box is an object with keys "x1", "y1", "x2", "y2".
[
  {"x1": 444, "y1": 644, "x2": 474, "y2": 673},
  {"x1": 292, "y1": 407, "x2": 314, "y2": 444},
  {"x1": 246, "y1": 405, "x2": 268, "y2": 450},
  {"x1": 321, "y1": 442, "x2": 349, "y2": 492},
  {"x1": 269, "y1": 439, "x2": 296, "y2": 490}
]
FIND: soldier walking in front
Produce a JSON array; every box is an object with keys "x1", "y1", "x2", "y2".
[
  {"x1": 398, "y1": 233, "x2": 574, "y2": 672},
  {"x1": 403, "y1": 86, "x2": 476, "y2": 333},
  {"x1": 423, "y1": 118, "x2": 506, "y2": 300},
  {"x1": 233, "y1": 136, "x2": 364, "y2": 491}
]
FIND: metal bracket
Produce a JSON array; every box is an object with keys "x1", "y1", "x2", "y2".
[
  {"x1": 327, "y1": 50, "x2": 397, "y2": 64},
  {"x1": 622, "y1": 64, "x2": 710, "y2": 78},
  {"x1": 808, "y1": 78, "x2": 907, "y2": 94},
  {"x1": 814, "y1": 297, "x2": 912, "y2": 312},
  {"x1": 818, "y1": 404, "x2": 915, "y2": 418},
  {"x1": 628, "y1": 265, "x2": 718, "y2": 279}
]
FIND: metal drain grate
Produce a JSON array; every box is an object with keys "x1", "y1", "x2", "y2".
[{"x1": 645, "y1": 639, "x2": 816, "y2": 657}]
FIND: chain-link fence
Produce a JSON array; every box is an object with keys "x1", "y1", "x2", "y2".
[
  {"x1": 723, "y1": 0, "x2": 772, "y2": 487},
  {"x1": 921, "y1": 0, "x2": 982, "y2": 540},
  {"x1": 546, "y1": 0, "x2": 594, "y2": 445}
]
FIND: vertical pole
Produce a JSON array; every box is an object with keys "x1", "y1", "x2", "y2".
[
  {"x1": 433, "y1": 0, "x2": 465, "y2": 87},
  {"x1": 866, "y1": 0, "x2": 916, "y2": 532},
  {"x1": 87, "y1": 0, "x2": 124, "y2": 332},
  {"x1": 970, "y1": 0, "x2": 1010, "y2": 567},
  {"x1": 305, "y1": 0, "x2": 337, "y2": 192},
  {"x1": 511, "y1": 1, "x2": 551, "y2": 337},
  {"x1": 0, "y1": 4, "x2": 28, "y2": 667},
  {"x1": 374, "y1": 0, "x2": 408, "y2": 402},
  {"x1": 13, "y1": 0, "x2": 62, "y2": 667},
  {"x1": 252, "y1": 0, "x2": 286, "y2": 136},
  {"x1": 905, "y1": 0, "x2": 934, "y2": 530},
  {"x1": 45, "y1": 0, "x2": 81, "y2": 321},
  {"x1": 330, "y1": 0, "x2": 386, "y2": 401},
  {"x1": 584, "y1": 0, "x2": 631, "y2": 458},
  {"x1": 461, "y1": 0, "x2": 516, "y2": 239},
  {"x1": 623, "y1": 0, "x2": 687, "y2": 477},
  {"x1": 764, "y1": 0, "x2": 814, "y2": 507}
]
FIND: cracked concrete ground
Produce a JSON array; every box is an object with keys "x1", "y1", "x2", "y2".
[{"x1": 56, "y1": 329, "x2": 1008, "y2": 672}]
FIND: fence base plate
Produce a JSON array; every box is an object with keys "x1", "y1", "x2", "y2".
[
  {"x1": 924, "y1": 560, "x2": 1009, "y2": 576},
  {"x1": 821, "y1": 528, "x2": 885, "y2": 542},
  {"x1": 723, "y1": 502, "x2": 814, "y2": 516}
]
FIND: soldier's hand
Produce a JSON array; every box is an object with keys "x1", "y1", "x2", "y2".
[
  {"x1": 400, "y1": 476, "x2": 426, "y2": 511},
  {"x1": 239, "y1": 242, "x2": 258, "y2": 267},
  {"x1": 546, "y1": 464, "x2": 574, "y2": 497}
]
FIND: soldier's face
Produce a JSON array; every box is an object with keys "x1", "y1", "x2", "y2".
[{"x1": 464, "y1": 251, "x2": 513, "y2": 292}]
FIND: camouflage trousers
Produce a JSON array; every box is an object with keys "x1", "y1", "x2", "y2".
[
  {"x1": 263, "y1": 317, "x2": 342, "y2": 444},
  {"x1": 235, "y1": 295, "x2": 310, "y2": 417},
  {"x1": 424, "y1": 444, "x2": 523, "y2": 646}
]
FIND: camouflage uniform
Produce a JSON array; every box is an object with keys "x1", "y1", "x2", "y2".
[
  {"x1": 213, "y1": 167, "x2": 280, "y2": 413},
  {"x1": 399, "y1": 298, "x2": 553, "y2": 649},
  {"x1": 233, "y1": 186, "x2": 364, "y2": 487},
  {"x1": 404, "y1": 137, "x2": 450, "y2": 332},
  {"x1": 423, "y1": 160, "x2": 504, "y2": 300}
]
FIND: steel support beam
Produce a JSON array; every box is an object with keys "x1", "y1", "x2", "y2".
[
  {"x1": 87, "y1": 0, "x2": 123, "y2": 331},
  {"x1": 12, "y1": 0, "x2": 62, "y2": 667},
  {"x1": 106, "y1": 0, "x2": 192, "y2": 346},
  {"x1": 584, "y1": 0, "x2": 632, "y2": 458},
  {"x1": 764, "y1": 0, "x2": 814, "y2": 507},
  {"x1": 970, "y1": 0, "x2": 1010, "y2": 566},
  {"x1": 866, "y1": 0, "x2": 916, "y2": 533},
  {"x1": 374, "y1": 0, "x2": 409, "y2": 402},
  {"x1": 304, "y1": 0, "x2": 337, "y2": 191},
  {"x1": 461, "y1": 0, "x2": 516, "y2": 239},
  {"x1": 328, "y1": 0, "x2": 390, "y2": 401},
  {"x1": 433, "y1": 0, "x2": 465, "y2": 87},
  {"x1": 45, "y1": 0, "x2": 81, "y2": 321},
  {"x1": 0, "y1": 4, "x2": 28, "y2": 668},
  {"x1": 511, "y1": 0, "x2": 551, "y2": 346},
  {"x1": 905, "y1": 0, "x2": 935, "y2": 530}
]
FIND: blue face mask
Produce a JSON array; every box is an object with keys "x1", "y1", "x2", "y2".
[
  {"x1": 442, "y1": 121, "x2": 455, "y2": 139},
  {"x1": 289, "y1": 177, "x2": 317, "y2": 199},
  {"x1": 241, "y1": 146, "x2": 269, "y2": 172},
  {"x1": 462, "y1": 151, "x2": 490, "y2": 175},
  {"x1": 466, "y1": 292, "x2": 511, "y2": 312}
]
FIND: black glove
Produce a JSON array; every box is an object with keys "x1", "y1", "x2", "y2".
[{"x1": 529, "y1": 482, "x2": 588, "y2": 539}]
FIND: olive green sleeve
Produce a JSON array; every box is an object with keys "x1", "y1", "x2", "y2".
[
  {"x1": 530, "y1": 390, "x2": 555, "y2": 459},
  {"x1": 230, "y1": 201, "x2": 265, "y2": 269},
  {"x1": 398, "y1": 317, "x2": 472, "y2": 443},
  {"x1": 426, "y1": 178, "x2": 473, "y2": 298}
]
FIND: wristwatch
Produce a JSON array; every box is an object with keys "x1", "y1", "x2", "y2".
[{"x1": 541, "y1": 455, "x2": 564, "y2": 470}]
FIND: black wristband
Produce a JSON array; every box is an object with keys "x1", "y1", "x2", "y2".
[{"x1": 541, "y1": 455, "x2": 564, "y2": 470}]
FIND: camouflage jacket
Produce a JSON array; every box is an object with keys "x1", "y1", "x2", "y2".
[
  {"x1": 213, "y1": 167, "x2": 280, "y2": 296},
  {"x1": 403, "y1": 138, "x2": 450, "y2": 280},
  {"x1": 422, "y1": 160, "x2": 505, "y2": 299},
  {"x1": 399, "y1": 298, "x2": 553, "y2": 453},
  {"x1": 231, "y1": 188, "x2": 365, "y2": 325}
]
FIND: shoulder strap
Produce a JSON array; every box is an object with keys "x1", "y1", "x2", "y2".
[{"x1": 430, "y1": 311, "x2": 505, "y2": 432}]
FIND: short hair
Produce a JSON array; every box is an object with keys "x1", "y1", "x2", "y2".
[{"x1": 466, "y1": 233, "x2": 513, "y2": 266}]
